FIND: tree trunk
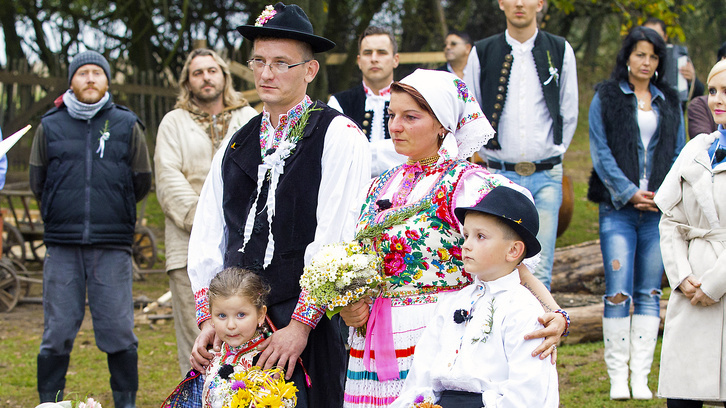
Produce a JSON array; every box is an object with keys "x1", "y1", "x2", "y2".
[{"x1": 582, "y1": 13, "x2": 605, "y2": 72}]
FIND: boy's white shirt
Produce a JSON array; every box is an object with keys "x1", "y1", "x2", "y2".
[{"x1": 391, "y1": 271, "x2": 559, "y2": 408}]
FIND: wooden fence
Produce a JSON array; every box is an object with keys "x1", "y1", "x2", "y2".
[{"x1": 0, "y1": 61, "x2": 185, "y2": 170}]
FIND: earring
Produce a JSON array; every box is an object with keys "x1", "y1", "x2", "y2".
[
  {"x1": 439, "y1": 132, "x2": 446, "y2": 140},
  {"x1": 653, "y1": 70, "x2": 659, "y2": 81},
  {"x1": 627, "y1": 65, "x2": 631, "y2": 74}
]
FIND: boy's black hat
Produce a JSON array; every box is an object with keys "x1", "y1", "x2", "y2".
[
  {"x1": 236, "y1": 2, "x2": 336, "y2": 53},
  {"x1": 454, "y1": 186, "x2": 541, "y2": 258}
]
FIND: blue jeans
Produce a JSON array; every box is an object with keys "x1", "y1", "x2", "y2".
[
  {"x1": 40, "y1": 245, "x2": 138, "y2": 355},
  {"x1": 598, "y1": 203, "x2": 663, "y2": 318},
  {"x1": 489, "y1": 164, "x2": 563, "y2": 289}
]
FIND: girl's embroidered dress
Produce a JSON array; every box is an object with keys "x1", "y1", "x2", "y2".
[
  {"x1": 202, "y1": 333, "x2": 265, "y2": 408},
  {"x1": 343, "y1": 158, "x2": 517, "y2": 407}
]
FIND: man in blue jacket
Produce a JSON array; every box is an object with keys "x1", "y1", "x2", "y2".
[{"x1": 29, "y1": 50, "x2": 151, "y2": 408}]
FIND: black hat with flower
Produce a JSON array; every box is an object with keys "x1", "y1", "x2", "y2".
[{"x1": 236, "y1": 2, "x2": 336, "y2": 53}]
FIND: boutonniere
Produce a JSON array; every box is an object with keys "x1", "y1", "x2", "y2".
[
  {"x1": 376, "y1": 199, "x2": 393, "y2": 212},
  {"x1": 96, "y1": 120, "x2": 110, "y2": 158},
  {"x1": 453, "y1": 308, "x2": 472, "y2": 324},
  {"x1": 262, "y1": 103, "x2": 321, "y2": 180},
  {"x1": 543, "y1": 50, "x2": 559, "y2": 86},
  {"x1": 471, "y1": 297, "x2": 496, "y2": 344}
]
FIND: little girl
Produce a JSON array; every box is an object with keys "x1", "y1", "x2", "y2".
[
  {"x1": 163, "y1": 267, "x2": 298, "y2": 408},
  {"x1": 202, "y1": 267, "x2": 271, "y2": 408}
]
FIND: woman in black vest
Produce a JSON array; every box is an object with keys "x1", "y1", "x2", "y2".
[{"x1": 588, "y1": 26, "x2": 686, "y2": 401}]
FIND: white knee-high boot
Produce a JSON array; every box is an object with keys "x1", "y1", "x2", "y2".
[
  {"x1": 630, "y1": 314, "x2": 660, "y2": 400},
  {"x1": 603, "y1": 316, "x2": 631, "y2": 400}
]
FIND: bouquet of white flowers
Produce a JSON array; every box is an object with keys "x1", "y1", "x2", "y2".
[
  {"x1": 300, "y1": 241, "x2": 383, "y2": 319},
  {"x1": 36, "y1": 397, "x2": 102, "y2": 408}
]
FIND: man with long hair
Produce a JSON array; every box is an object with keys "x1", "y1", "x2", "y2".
[{"x1": 154, "y1": 48, "x2": 257, "y2": 376}]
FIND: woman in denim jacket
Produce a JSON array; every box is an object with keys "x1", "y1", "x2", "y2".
[{"x1": 587, "y1": 26, "x2": 685, "y2": 401}]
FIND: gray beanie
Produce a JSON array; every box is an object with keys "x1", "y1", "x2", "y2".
[{"x1": 68, "y1": 50, "x2": 111, "y2": 86}]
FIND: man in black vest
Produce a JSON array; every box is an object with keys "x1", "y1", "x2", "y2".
[
  {"x1": 29, "y1": 50, "x2": 152, "y2": 407},
  {"x1": 329, "y1": 26, "x2": 405, "y2": 177},
  {"x1": 464, "y1": 0, "x2": 578, "y2": 290},
  {"x1": 188, "y1": 3, "x2": 371, "y2": 407}
]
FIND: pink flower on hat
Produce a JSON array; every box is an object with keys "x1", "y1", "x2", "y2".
[{"x1": 255, "y1": 5, "x2": 277, "y2": 26}]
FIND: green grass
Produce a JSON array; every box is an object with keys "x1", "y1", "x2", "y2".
[
  {"x1": 0, "y1": 273, "x2": 180, "y2": 408},
  {"x1": 1, "y1": 282, "x2": 670, "y2": 408},
  {"x1": 558, "y1": 340, "x2": 665, "y2": 407},
  {"x1": 556, "y1": 89, "x2": 600, "y2": 248}
]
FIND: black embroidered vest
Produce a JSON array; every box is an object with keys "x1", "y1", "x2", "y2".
[
  {"x1": 587, "y1": 80, "x2": 681, "y2": 204},
  {"x1": 332, "y1": 84, "x2": 390, "y2": 140},
  {"x1": 221, "y1": 102, "x2": 338, "y2": 305},
  {"x1": 475, "y1": 31, "x2": 566, "y2": 150}
]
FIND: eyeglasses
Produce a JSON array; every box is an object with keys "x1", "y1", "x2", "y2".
[{"x1": 247, "y1": 59, "x2": 311, "y2": 74}]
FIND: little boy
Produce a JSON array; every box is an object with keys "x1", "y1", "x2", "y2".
[{"x1": 391, "y1": 186, "x2": 559, "y2": 408}]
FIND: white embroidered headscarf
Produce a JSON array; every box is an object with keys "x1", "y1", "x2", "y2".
[{"x1": 399, "y1": 69, "x2": 494, "y2": 161}]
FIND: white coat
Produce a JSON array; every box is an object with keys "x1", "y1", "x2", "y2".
[{"x1": 655, "y1": 130, "x2": 726, "y2": 402}]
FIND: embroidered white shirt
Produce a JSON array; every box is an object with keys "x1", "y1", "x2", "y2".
[
  {"x1": 391, "y1": 272, "x2": 559, "y2": 408},
  {"x1": 464, "y1": 29, "x2": 578, "y2": 163}
]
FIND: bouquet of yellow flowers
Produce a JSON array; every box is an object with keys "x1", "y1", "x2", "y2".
[
  {"x1": 208, "y1": 366, "x2": 297, "y2": 408},
  {"x1": 410, "y1": 395, "x2": 442, "y2": 408},
  {"x1": 299, "y1": 241, "x2": 383, "y2": 319}
]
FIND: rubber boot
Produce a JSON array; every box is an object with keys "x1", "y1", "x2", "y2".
[
  {"x1": 108, "y1": 349, "x2": 138, "y2": 408},
  {"x1": 37, "y1": 354, "x2": 70, "y2": 403},
  {"x1": 603, "y1": 316, "x2": 631, "y2": 400},
  {"x1": 112, "y1": 391, "x2": 137, "y2": 408},
  {"x1": 630, "y1": 314, "x2": 660, "y2": 400}
]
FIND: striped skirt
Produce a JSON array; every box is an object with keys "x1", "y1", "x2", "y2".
[{"x1": 343, "y1": 292, "x2": 452, "y2": 407}]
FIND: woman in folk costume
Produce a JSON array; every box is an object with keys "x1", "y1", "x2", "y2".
[
  {"x1": 655, "y1": 60, "x2": 726, "y2": 408},
  {"x1": 340, "y1": 69, "x2": 569, "y2": 407}
]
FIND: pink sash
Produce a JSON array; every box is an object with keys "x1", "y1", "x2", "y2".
[{"x1": 362, "y1": 297, "x2": 399, "y2": 381}]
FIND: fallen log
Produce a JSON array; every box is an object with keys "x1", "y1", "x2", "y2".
[{"x1": 551, "y1": 240, "x2": 605, "y2": 294}]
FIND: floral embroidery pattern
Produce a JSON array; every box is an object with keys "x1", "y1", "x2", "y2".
[
  {"x1": 454, "y1": 78, "x2": 474, "y2": 103},
  {"x1": 471, "y1": 297, "x2": 496, "y2": 344},
  {"x1": 356, "y1": 161, "x2": 483, "y2": 291},
  {"x1": 194, "y1": 287, "x2": 210, "y2": 326},
  {"x1": 254, "y1": 5, "x2": 277, "y2": 26},
  {"x1": 456, "y1": 111, "x2": 483, "y2": 130},
  {"x1": 259, "y1": 96, "x2": 312, "y2": 157}
]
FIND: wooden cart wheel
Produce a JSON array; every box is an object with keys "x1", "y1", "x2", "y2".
[
  {"x1": 0, "y1": 261, "x2": 21, "y2": 312},
  {"x1": 2, "y1": 224, "x2": 27, "y2": 264},
  {"x1": 133, "y1": 226, "x2": 158, "y2": 270},
  {"x1": 10, "y1": 259, "x2": 32, "y2": 297}
]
